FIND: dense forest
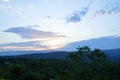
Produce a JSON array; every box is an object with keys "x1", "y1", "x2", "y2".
[{"x1": 0, "y1": 46, "x2": 120, "y2": 80}]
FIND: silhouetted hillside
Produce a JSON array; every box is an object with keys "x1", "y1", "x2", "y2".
[
  {"x1": 104, "y1": 48, "x2": 120, "y2": 63},
  {"x1": 60, "y1": 36, "x2": 120, "y2": 51},
  {"x1": 15, "y1": 51, "x2": 70, "y2": 59},
  {"x1": 1, "y1": 49, "x2": 120, "y2": 63}
]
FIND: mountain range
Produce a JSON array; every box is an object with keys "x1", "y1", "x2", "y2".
[
  {"x1": 1, "y1": 48, "x2": 120, "y2": 63},
  {"x1": 60, "y1": 35, "x2": 120, "y2": 51},
  {"x1": 0, "y1": 35, "x2": 120, "y2": 63}
]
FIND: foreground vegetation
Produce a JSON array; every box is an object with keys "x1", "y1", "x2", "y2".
[{"x1": 0, "y1": 46, "x2": 120, "y2": 80}]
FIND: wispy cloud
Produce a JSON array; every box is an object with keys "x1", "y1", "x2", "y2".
[
  {"x1": 11, "y1": 7, "x2": 22, "y2": 15},
  {"x1": 0, "y1": 4, "x2": 11, "y2": 9},
  {"x1": 0, "y1": 41, "x2": 48, "y2": 51},
  {"x1": 95, "y1": 3, "x2": 120, "y2": 17},
  {"x1": 0, "y1": 37, "x2": 68, "y2": 51},
  {"x1": 2, "y1": 26, "x2": 68, "y2": 50},
  {"x1": 4, "y1": 27, "x2": 66, "y2": 39},
  {"x1": 66, "y1": 0, "x2": 120, "y2": 22},
  {"x1": 1, "y1": 0, "x2": 9, "y2": 2},
  {"x1": 27, "y1": 25, "x2": 40, "y2": 28},
  {"x1": 0, "y1": 4, "x2": 23, "y2": 15},
  {"x1": 95, "y1": 7, "x2": 120, "y2": 17},
  {"x1": 66, "y1": 7, "x2": 89, "y2": 23}
]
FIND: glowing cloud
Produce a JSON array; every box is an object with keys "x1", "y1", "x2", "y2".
[
  {"x1": 2, "y1": 26, "x2": 68, "y2": 51},
  {"x1": 0, "y1": 41, "x2": 48, "y2": 51}
]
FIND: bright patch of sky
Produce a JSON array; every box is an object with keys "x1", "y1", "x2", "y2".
[{"x1": 0, "y1": 0, "x2": 120, "y2": 51}]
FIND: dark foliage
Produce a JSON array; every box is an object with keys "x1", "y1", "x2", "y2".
[{"x1": 0, "y1": 46, "x2": 120, "y2": 80}]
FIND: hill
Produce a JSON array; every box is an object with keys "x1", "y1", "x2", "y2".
[
  {"x1": 1, "y1": 48, "x2": 120, "y2": 63},
  {"x1": 60, "y1": 36, "x2": 120, "y2": 51}
]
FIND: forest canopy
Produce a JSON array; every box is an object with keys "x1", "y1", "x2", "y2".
[{"x1": 0, "y1": 46, "x2": 120, "y2": 80}]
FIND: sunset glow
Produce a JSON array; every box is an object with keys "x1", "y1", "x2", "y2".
[{"x1": 0, "y1": 0, "x2": 120, "y2": 51}]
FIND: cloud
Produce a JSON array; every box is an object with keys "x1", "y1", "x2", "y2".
[
  {"x1": 3, "y1": 26, "x2": 68, "y2": 51},
  {"x1": 10, "y1": 8, "x2": 22, "y2": 15},
  {"x1": 0, "y1": 35, "x2": 68, "y2": 51},
  {"x1": 0, "y1": 41, "x2": 48, "y2": 51},
  {"x1": 0, "y1": 41, "x2": 44, "y2": 47},
  {"x1": 66, "y1": 7, "x2": 89, "y2": 23},
  {"x1": 0, "y1": 4, "x2": 22, "y2": 15},
  {"x1": 95, "y1": 4, "x2": 120, "y2": 17},
  {"x1": 4, "y1": 27, "x2": 67, "y2": 39},
  {"x1": 27, "y1": 25, "x2": 40, "y2": 28},
  {"x1": 5, "y1": 7, "x2": 22, "y2": 15},
  {"x1": 66, "y1": 13, "x2": 81, "y2": 23},
  {"x1": 1, "y1": 0, "x2": 9, "y2": 2},
  {"x1": 0, "y1": 4, "x2": 11, "y2": 9},
  {"x1": 0, "y1": 37, "x2": 68, "y2": 51}
]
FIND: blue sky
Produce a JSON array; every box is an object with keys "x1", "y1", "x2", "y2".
[{"x1": 0, "y1": 0, "x2": 120, "y2": 51}]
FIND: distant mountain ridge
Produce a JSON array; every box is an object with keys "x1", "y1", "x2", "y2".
[
  {"x1": 1, "y1": 48, "x2": 120, "y2": 63},
  {"x1": 104, "y1": 48, "x2": 120, "y2": 63},
  {"x1": 0, "y1": 35, "x2": 120, "y2": 63},
  {"x1": 0, "y1": 50, "x2": 55, "y2": 56},
  {"x1": 60, "y1": 35, "x2": 120, "y2": 51}
]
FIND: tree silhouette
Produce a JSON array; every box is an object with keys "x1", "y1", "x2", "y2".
[{"x1": 67, "y1": 46, "x2": 110, "y2": 80}]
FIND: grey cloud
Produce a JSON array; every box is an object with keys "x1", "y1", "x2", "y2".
[
  {"x1": 95, "y1": 5, "x2": 120, "y2": 17},
  {"x1": 1, "y1": 0, "x2": 9, "y2": 3},
  {"x1": 66, "y1": 7, "x2": 89, "y2": 23},
  {"x1": 0, "y1": 4, "x2": 11, "y2": 9},
  {"x1": 27, "y1": 25, "x2": 40, "y2": 28},
  {"x1": 66, "y1": 13, "x2": 81, "y2": 23},
  {"x1": 4, "y1": 27, "x2": 66, "y2": 39},
  {"x1": 109, "y1": 6, "x2": 120, "y2": 14},
  {"x1": 95, "y1": 9, "x2": 106, "y2": 17},
  {"x1": 0, "y1": 41, "x2": 48, "y2": 51},
  {"x1": 0, "y1": 41, "x2": 45, "y2": 47}
]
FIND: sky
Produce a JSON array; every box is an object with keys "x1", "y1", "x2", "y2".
[{"x1": 0, "y1": 0, "x2": 120, "y2": 51}]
